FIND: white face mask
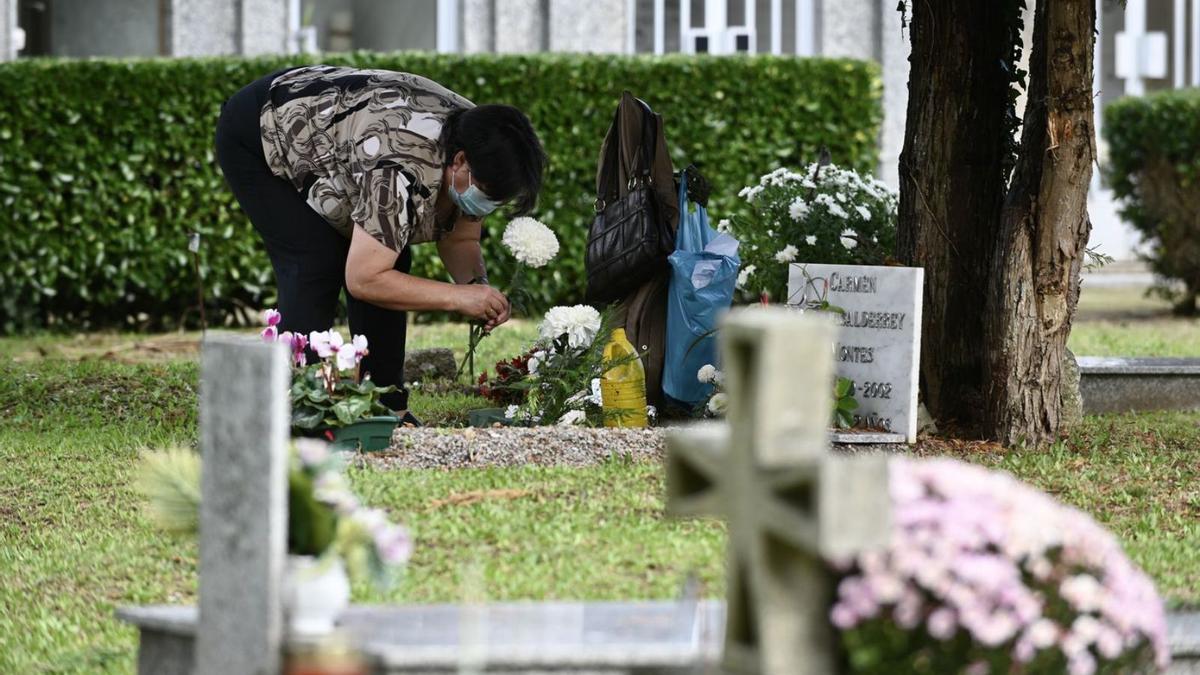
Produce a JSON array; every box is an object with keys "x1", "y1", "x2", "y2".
[{"x1": 449, "y1": 168, "x2": 500, "y2": 217}]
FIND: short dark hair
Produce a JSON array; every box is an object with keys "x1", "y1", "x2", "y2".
[{"x1": 442, "y1": 104, "x2": 547, "y2": 216}]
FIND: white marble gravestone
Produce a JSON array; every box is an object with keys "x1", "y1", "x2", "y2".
[
  {"x1": 666, "y1": 308, "x2": 892, "y2": 675},
  {"x1": 787, "y1": 263, "x2": 924, "y2": 443}
]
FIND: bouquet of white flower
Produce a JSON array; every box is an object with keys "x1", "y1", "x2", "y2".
[
  {"x1": 498, "y1": 304, "x2": 653, "y2": 427},
  {"x1": 727, "y1": 163, "x2": 898, "y2": 301}
]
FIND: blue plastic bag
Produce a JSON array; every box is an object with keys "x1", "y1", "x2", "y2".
[{"x1": 662, "y1": 177, "x2": 741, "y2": 407}]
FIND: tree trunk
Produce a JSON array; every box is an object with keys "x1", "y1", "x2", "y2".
[
  {"x1": 984, "y1": 0, "x2": 1095, "y2": 445},
  {"x1": 900, "y1": 0, "x2": 1095, "y2": 445},
  {"x1": 897, "y1": 2, "x2": 1018, "y2": 430}
]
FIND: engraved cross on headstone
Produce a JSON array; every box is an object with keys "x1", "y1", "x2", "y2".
[{"x1": 666, "y1": 308, "x2": 892, "y2": 675}]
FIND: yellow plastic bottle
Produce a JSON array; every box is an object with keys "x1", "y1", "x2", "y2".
[{"x1": 601, "y1": 328, "x2": 648, "y2": 428}]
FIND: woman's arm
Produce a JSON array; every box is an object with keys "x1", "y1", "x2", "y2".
[
  {"x1": 436, "y1": 216, "x2": 487, "y2": 284},
  {"x1": 345, "y1": 225, "x2": 507, "y2": 321},
  {"x1": 436, "y1": 216, "x2": 511, "y2": 329}
]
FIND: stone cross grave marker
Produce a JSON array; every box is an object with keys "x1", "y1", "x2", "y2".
[
  {"x1": 787, "y1": 263, "x2": 924, "y2": 443},
  {"x1": 666, "y1": 308, "x2": 892, "y2": 675},
  {"x1": 196, "y1": 335, "x2": 290, "y2": 675}
]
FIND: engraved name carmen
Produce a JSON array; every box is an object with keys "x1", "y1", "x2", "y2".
[{"x1": 828, "y1": 272, "x2": 877, "y2": 294}]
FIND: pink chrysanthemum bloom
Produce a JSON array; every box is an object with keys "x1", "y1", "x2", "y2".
[{"x1": 830, "y1": 457, "x2": 1168, "y2": 672}]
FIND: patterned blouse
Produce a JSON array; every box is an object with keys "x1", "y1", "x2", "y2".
[{"x1": 258, "y1": 65, "x2": 474, "y2": 251}]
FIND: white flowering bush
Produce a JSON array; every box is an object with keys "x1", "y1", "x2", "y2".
[
  {"x1": 726, "y1": 164, "x2": 897, "y2": 300},
  {"x1": 832, "y1": 457, "x2": 1168, "y2": 675}
]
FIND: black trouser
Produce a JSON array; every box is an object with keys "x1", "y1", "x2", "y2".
[{"x1": 215, "y1": 69, "x2": 411, "y2": 411}]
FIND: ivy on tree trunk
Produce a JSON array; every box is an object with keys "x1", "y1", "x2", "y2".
[{"x1": 899, "y1": 0, "x2": 1095, "y2": 446}]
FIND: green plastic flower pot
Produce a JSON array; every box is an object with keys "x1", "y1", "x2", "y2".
[
  {"x1": 468, "y1": 407, "x2": 512, "y2": 428},
  {"x1": 329, "y1": 416, "x2": 403, "y2": 453}
]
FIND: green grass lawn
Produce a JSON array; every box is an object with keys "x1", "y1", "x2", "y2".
[{"x1": 2, "y1": 316, "x2": 1198, "y2": 672}]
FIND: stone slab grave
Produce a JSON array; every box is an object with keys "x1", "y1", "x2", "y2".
[
  {"x1": 1077, "y1": 356, "x2": 1200, "y2": 414},
  {"x1": 787, "y1": 263, "x2": 924, "y2": 444},
  {"x1": 118, "y1": 326, "x2": 1200, "y2": 673}
]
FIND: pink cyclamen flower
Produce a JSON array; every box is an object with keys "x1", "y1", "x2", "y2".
[
  {"x1": 309, "y1": 330, "x2": 344, "y2": 359},
  {"x1": 263, "y1": 308, "x2": 281, "y2": 327},
  {"x1": 335, "y1": 344, "x2": 359, "y2": 371},
  {"x1": 261, "y1": 325, "x2": 278, "y2": 342},
  {"x1": 352, "y1": 334, "x2": 369, "y2": 356},
  {"x1": 283, "y1": 332, "x2": 308, "y2": 367}
]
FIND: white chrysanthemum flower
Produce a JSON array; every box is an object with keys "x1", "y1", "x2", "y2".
[
  {"x1": 557, "y1": 410, "x2": 587, "y2": 426},
  {"x1": 840, "y1": 229, "x2": 859, "y2": 250},
  {"x1": 774, "y1": 245, "x2": 799, "y2": 263},
  {"x1": 805, "y1": 234, "x2": 818, "y2": 246},
  {"x1": 789, "y1": 198, "x2": 810, "y2": 221},
  {"x1": 502, "y1": 217, "x2": 559, "y2": 268},
  {"x1": 697, "y1": 364, "x2": 718, "y2": 384},
  {"x1": 538, "y1": 305, "x2": 602, "y2": 350},
  {"x1": 707, "y1": 393, "x2": 728, "y2": 415},
  {"x1": 527, "y1": 350, "x2": 546, "y2": 376},
  {"x1": 736, "y1": 264, "x2": 756, "y2": 290}
]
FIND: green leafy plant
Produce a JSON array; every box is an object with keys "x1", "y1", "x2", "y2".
[
  {"x1": 0, "y1": 54, "x2": 881, "y2": 333},
  {"x1": 833, "y1": 376, "x2": 859, "y2": 428},
  {"x1": 1105, "y1": 89, "x2": 1200, "y2": 315},
  {"x1": 289, "y1": 361, "x2": 395, "y2": 431},
  {"x1": 727, "y1": 163, "x2": 897, "y2": 302}
]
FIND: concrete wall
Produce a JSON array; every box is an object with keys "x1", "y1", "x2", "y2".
[
  {"x1": 495, "y1": 0, "x2": 545, "y2": 52},
  {"x1": 50, "y1": 0, "x2": 159, "y2": 57},
  {"x1": 549, "y1": 0, "x2": 626, "y2": 53},
  {"x1": 241, "y1": 0, "x2": 289, "y2": 55},
  {"x1": 167, "y1": 0, "x2": 238, "y2": 55}
]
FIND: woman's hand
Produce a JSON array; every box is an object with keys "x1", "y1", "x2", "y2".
[{"x1": 453, "y1": 284, "x2": 510, "y2": 328}]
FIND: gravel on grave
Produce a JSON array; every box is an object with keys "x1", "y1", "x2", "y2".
[
  {"x1": 363, "y1": 425, "x2": 910, "y2": 470},
  {"x1": 369, "y1": 426, "x2": 669, "y2": 469}
]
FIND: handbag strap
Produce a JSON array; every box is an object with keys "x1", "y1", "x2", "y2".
[
  {"x1": 597, "y1": 108, "x2": 622, "y2": 206},
  {"x1": 596, "y1": 99, "x2": 658, "y2": 210}
]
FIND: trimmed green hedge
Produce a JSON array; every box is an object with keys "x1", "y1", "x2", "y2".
[
  {"x1": 1105, "y1": 89, "x2": 1200, "y2": 313},
  {"x1": 0, "y1": 53, "x2": 881, "y2": 332}
]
